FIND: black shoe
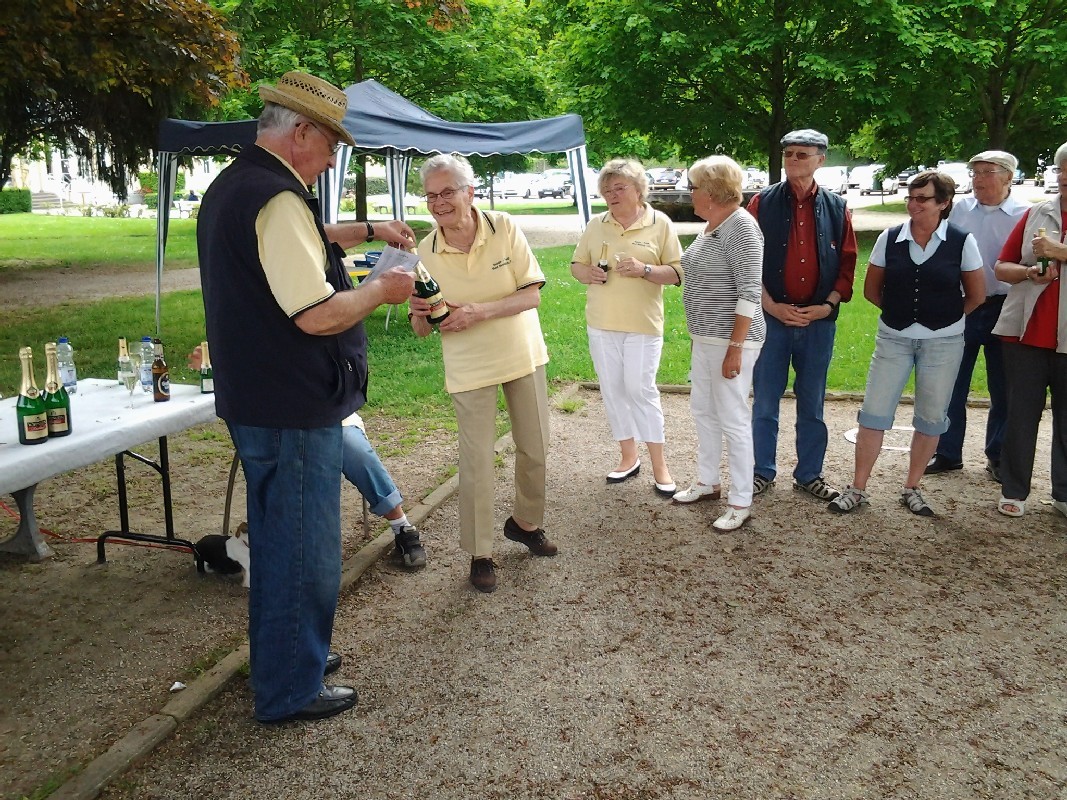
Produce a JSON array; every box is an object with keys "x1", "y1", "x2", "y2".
[
  {"x1": 503, "y1": 516, "x2": 558, "y2": 556},
  {"x1": 606, "y1": 461, "x2": 640, "y2": 483},
  {"x1": 324, "y1": 651, "x2": 341, "y2": 676},
  {"x1": 924, "y1": 454, "x2": 963, "y2": 475},
  {"x1": 265, "y1": 685, "x2": 357, "y2": 723},
  {"x1": 986, "y1": 459, "x2": 1002, "y2": 483},
  {"x1": 470, "y1": 557, "x2": 497, "y2": 593},
  {"x1": 394, "y1": 524, "x2": 427, "y2": 568}
]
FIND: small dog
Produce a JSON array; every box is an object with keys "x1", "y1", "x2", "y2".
[{"x1": 195, "y1": 523, "x2": 251, "y2": 587}]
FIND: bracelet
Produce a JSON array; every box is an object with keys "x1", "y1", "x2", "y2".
[
  {"x1": 825, "y1": 300, "x2": 838, "y2": 313},
  {"x1": 728, "y1": 341, "x2": 744, "y2": 349},
  {"x1": 365, "y1": 221, "x2": 375, "y2": 242}
]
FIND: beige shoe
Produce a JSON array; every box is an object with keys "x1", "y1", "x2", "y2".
[
  {"x1": 672, "y1": 483, "x2": 721, "y2": 503},
  {"x1": 713, "y1": 506, "x2": 750, "y2": 531}
]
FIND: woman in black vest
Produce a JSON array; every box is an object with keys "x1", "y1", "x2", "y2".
[{"x1": 830, "y1": 171, "x2": 985, "y2": 517}]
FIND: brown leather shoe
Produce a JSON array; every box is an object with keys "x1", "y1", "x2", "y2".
[
  {"x1": 469, "y1": 557, "x2": 497, "y2": 593},
  {"x1": 503, "y1": 516, "x2": 558, "y2": 556}
]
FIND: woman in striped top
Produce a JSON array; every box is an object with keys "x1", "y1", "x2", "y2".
[{"x1": 673, "y1": 156, "x2": 766, "y2": 531}]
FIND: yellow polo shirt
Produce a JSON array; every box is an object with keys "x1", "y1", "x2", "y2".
[
  {"x1": 255, "y1": 147, "x2": 333, "y2": 317},
  {"x1": 572, "y1": 205, "x2": 682, "y2": 336},
  {"x1": 417, "y1": 210, "x2": 549, "y2": 394}
]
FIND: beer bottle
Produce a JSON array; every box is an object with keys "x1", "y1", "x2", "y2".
[
  {"x1": 16, "y1": 347, "x2": 49, "y2": 445},
  {"x1": 597, "y1": 241, "x2": 610, "y2": 272},
  {"x1": 413, "y1": 262, "x2": 450, "y2": 325},
  {"x1": 152, "y1": 339, "x2": 170, "y2": 402},
  {"x1": 199, "y1": 340, "x2": 214, "y2": 394},
  {"x1": 116, "y1": 337, "x2": 130, "y2": 383},
  {"x1": 1037, "y1": 227, "x2": 1050, "y2": 276},
  {"x1": 42, "y1": 342, "x2": 72, "y2": 437}
]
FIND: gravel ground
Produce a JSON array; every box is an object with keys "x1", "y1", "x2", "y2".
[{"x1": 64, "y1": 387, "x2": 1065, "y2": 800}]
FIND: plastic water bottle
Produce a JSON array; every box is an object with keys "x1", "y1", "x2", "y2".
[
  {"x1": 139, "y1": 336, "x2": 154, "y2": 392},
  {"x1": 56, "y1": 337, "x2": 77, "y2": 394}
]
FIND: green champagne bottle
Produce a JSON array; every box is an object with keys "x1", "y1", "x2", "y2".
[
  {"x1": 42, "y1": 342, "x2": 72, "y2": 437},
  {"x1": 596, "y1": 241, "x2": 610, "y2": 272},
  {"x1": 199, "y1": 340, "x2": 214, "y2": 394},
  {"x1": 414, "y1": 262, "x2": 450, "y2": 325},
  {"x1": 16, "y1": 346, "x2": 49, "y2": 445},
  {"x1": 1037, "y1": 227, "x2": 1050, "y2": 277}
]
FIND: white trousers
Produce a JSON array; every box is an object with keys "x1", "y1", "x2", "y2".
[
  {"x1": 689, "y1": 339, "x2": 761, "y2": 507},
  {"x1": 587, "y1": 327, "x2": 665, "y2": 444}
]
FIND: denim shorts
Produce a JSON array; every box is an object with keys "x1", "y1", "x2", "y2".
[{"x1": 858, "y1": 330, "x2": 964, "y2": 435}]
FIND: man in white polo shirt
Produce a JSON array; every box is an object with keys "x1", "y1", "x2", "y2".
[{"x1": 925, "y1": 150, "x2": 1029, "y2": 482}]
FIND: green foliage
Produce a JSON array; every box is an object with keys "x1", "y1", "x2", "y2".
[
  {"x1": 138, "y1": 170, "x2": 159, "y2": 195},
  {"x1": 145, "y1": 193, "x2": 159, "y2": 210},
  {"x1": 0, "y1": 188, "x2": 31, "y2": 213},
  {"x1": 0, "y1": 0, "x2": 246, "y2": 196}
]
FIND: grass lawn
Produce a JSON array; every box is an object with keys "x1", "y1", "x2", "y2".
[{"x1": 0, "y1": 215, "x2": 987, "y2": 414}]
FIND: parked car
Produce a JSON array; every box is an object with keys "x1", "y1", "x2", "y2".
[
  {"x1": 897, "y1": 166, "x2": 924, "y2": 186},
  {"x1": 742, "y1": 167, "x2": 768, "y2": 191},
  {"x1": 936, "y1": 162, "x2": 972, "y2": 193},
  {"x1": 814, "y1": 166, "x2": 848, "y2": 195},
  {"x1": 650, "y1": 168, "x2": 682, "y2": 191},
  {"x1": 850, "y1": 164, "x2": 896, "y2": 195},
  {"x1": 535, "y1": 169, "x2": 572, "y2": 198},
  {"x1": 1044, "y1": 165, "x2": 1059, "y2": 193},
  {"x1": 1013, "y1": 168, "x2": 1025, "y2": 185}
]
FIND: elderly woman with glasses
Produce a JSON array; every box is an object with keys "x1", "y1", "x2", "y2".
[
  {"x1": 990, "y1": 140, "x2": 1067, "y2": 520},
  {"x1": 672, "y1": 156, "x2": 765, "y2": 531},
  {"x1": 409, "y1": 154, "x2": 556, "y2": 594},
  {"x1": 829, "y1": 170, "x2": 985, "y2": 517},
  {"x1": 570, "y1": 159, "x2": 683, "y2": 496}
]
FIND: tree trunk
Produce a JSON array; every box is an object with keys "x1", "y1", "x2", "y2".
[{"x1": 352, "y1": 47, "x2": 367, "y2": 221}]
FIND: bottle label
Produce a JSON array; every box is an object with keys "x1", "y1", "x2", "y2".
[
  {"x1": 427, "y1": 295, "x2": 449, "y2": 322},
  {"x1": 201, "y1": 377, "x2": 214, "y2": 393},
  {"x1": 46, "y1": 408, "x2": 69, "y2": 433},
  {"x1": 23, "y1": 414, "x2": 48, "y2": 440}
]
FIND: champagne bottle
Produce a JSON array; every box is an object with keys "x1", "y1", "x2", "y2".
[
  {"x1": 413, "y1": 262, "x2": 450, "y2": 325},
  {"x1": 1037, "y1": 227, "x2": 1049, "y2": 276},
  {"x1": 116, "y1": 337, "x2": 130, "y2": 383},
  {"x1": 152, "y1": 339, "x2": 170, "y2": 402},
  {"x1": 199, "y1": 340, "x2": 214, "y2": 394},
  {"x1": 596, "y1": 241, "x2": 610, "y2": 272},
  {"x1": 16, "y1": 347, "x2": 49, "y2": 445},
  {"x1": 42, "y1": 342, "x2": 72, "y2": 437}
]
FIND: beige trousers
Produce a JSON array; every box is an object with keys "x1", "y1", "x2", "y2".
[{"x1": 450, "y1": 366, "x2": 550, "y2": 558}]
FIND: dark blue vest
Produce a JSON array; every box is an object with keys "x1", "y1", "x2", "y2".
[
  {"x1": 880, "y1": 223, "x2": 968, "y2": 332},
  {"x1": 198, "y1": 146, "x2": 368, "y2": 428},
  {"x1": 754, "y1": 182, "x2": 847, "y2": 321}
]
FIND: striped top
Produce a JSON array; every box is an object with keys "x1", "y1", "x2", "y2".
[{"x1": 681, "y1": 209, "x2": 766, "y2": 346}]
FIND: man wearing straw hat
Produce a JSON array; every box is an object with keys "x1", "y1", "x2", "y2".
[{"x1": 198, "y1": 71, "x2": 415, "y2": 723}]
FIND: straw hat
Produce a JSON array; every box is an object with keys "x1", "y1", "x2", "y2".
[{"x1": 259, "y1": 71, "x2": 355, "y2": 147}]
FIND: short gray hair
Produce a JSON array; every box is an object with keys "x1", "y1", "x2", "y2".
[
  {"x1": 597, "y1": 159, "x2": 649, "y2": 201},
  {"x1": 688, "y1": 156, "x2": 744, "y2": 205},
  {"x1": 1055, "y1": 141, "x2": 1067, "y2": 169},
  {"x1": 258, "y1": 102, "x2": 303, "y2": 135},
  {"x1": 421, "y1": 154, "x2": 475, "y2": 187}
]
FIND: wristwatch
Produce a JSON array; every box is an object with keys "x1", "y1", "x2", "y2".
[
  {"x1": 643, "y1": 263, "x2": 653, "y2": 277},
  {"x1": 365, "y1": 221, "x2": 375, "y2": 242}
]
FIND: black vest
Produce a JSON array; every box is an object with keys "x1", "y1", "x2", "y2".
[
  {"x1": 880, "y1": 223, "x2": 968, "y2": 332},
  {"x1": 197, "y1": 146, "x2": 368, "y2": 428},
  {"x1": 754, "y1": 182, "x2": 847, "y2": 321}
]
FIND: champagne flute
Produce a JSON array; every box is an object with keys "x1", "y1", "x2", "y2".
[{"x1": 121, "y1": 354, "x2": 141, "y2": 409}]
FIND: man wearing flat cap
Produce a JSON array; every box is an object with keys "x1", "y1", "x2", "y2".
[
  {"x1": 924, "y1": 150, "x2": 1028, "y2": 482},
  {"x1": 747, "y1": 128, "x2": 857, "y2": 503},
  {"x1": 198, "y1": 71, "x2": 416, "y2": 724}
]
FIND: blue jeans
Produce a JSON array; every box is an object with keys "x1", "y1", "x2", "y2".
[
  {"x1": 227, "y1": 422, "x2": 343, "y2": 722},
  {"x1": 752, "y1": 315, "x2": 836, "y2": 484},
  {"x1": 937, "y1": 295, "x2": 1007, "y2": 463},
  {"x1": 342, "y1": 425, "x2": 402, "y2": 517},
  {"x1": 857, "y1": 331, "x2": 964, "y2": 435}
]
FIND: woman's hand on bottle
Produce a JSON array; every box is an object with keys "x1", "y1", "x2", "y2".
[
  {"x1": 437, "y1": 302, "x2": 482, "y2": 333},
  {"x1": 586, "y1": 263, "x2": 608, "y2": 284},
  {"x1": 1026, "y1": 262, "x2": 1060, "y2": 284}
]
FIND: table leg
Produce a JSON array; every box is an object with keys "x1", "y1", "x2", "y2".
[{"x1": 0, "y1": 485, "x2": 55, "y2": 560}]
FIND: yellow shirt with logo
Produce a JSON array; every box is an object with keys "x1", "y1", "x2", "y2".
[
  {"x1": 417, "y1": 210, "x2": 549, "y2": 394},
  {"x1": 571, "y1": 205, "x2": 682, "y2": 336}
]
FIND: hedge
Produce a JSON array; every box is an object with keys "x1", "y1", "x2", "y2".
[{"x1": 0, "y1": 189, "x2": 32, "y2": 214}]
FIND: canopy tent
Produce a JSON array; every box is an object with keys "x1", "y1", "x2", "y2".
[{"x1": 153, "y1": 80, "x2": 591, "y2": 333}]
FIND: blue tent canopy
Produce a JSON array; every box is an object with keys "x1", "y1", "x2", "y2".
[{"x1": 152, "y1": 80, "x2": 590, "y2": 333}]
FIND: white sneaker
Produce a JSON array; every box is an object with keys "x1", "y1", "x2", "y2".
[
  {"x1": 672, "y1": 483, "x2": 721, "y2": 503},
  {"x1": 713, "y1": 506, "x2": 751, "y2": 531},
  {"x1": 1053, "y1": 500, "x2": 1067, "y2": 519}
]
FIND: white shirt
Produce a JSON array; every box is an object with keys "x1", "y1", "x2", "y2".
[
  {"x1": 870, "y1": 219, "x2": 983, "y2": 339},
  {"x1": 948, "y1": 193, "x2": 1030, "y2": 296}
]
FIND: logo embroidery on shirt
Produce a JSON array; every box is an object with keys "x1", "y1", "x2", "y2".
[{"x1": 492, "y1": 257, "x2": 512, "y2": 270}]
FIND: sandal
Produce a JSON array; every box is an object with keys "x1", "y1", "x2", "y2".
[
  {"x1": 901, "y1": 487, "x2": 935, "y2": 517},
  {"x1": 795, "y1": 476, "x2": 841, "y2": 501},
  {"x1": 752, "y1": 474, "x2": 775, "y2": 495},
  {"x1": 997, "y1": 496, "x2": 1025, "y2": 517},
  {"x1": 827, "y1": 485, "x2": 869, "y2": 514}
]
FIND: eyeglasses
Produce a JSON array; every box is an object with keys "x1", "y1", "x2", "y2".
[
  {"x1": 906, "y1": 194, "x2": 938, "y2": 204},
  {"x1": 1051, "y1": 166, "x2": 1063, "y2": 175},
  {"x1": 782, "y1": 150, "x2": 820, "y2": 161},
  {"x1": 424, "y1": 187, "x2": 463, "y2": 203},
  {"x1": 968, "y1": 168, "x2": 1005, "y2": 177},
  {"x1": 602, "y1": 184, "x2": 632, "y2": 196},
  {"x1": 302, "y1": 121, "x2": 342, "y2": 155}
]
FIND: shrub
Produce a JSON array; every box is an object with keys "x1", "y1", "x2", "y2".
[
  {"x1": 366, "y1": 177, "x2": 388, "y2": 195},
  {"x1": 100, "y1": 204, "x2": 130, "y2": 218},
  {"x1": 145, "y1": 193, "x2": 159, "y2": 210},
  {"x1": 0, "y1": 188, "x2": 31, "y2": 214},
  {"x1": 340, "y1": 197, "x2": 356, "y2": 212}
]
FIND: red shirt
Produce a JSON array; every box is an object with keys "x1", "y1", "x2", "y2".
[
  {"x1": 748, "y1": 185, "x2": 857, "y2": 304},
  {"x1": 997, "y1": 208, "x2": 1065, "y2": 350}
]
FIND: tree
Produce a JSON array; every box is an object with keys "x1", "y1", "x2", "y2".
[
  {"x1": 0, "y1": 0, "x2": 245, "y2": 196},
  {"x1": 533, "y1": 0, "x2": 901, "y2": 177}
]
